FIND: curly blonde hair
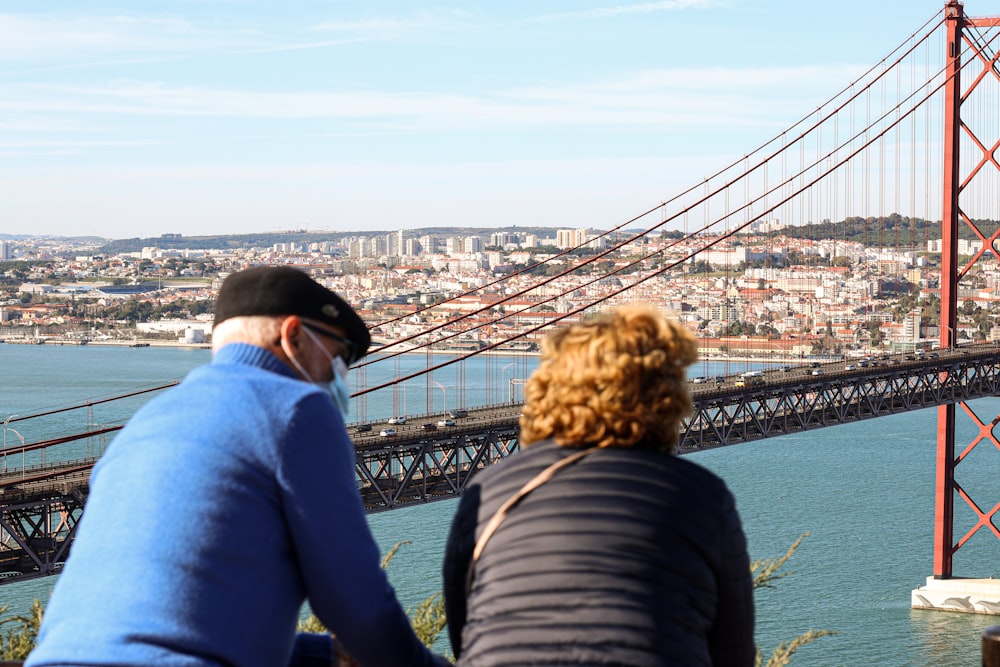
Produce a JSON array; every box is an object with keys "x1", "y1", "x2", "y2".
[{"x1": 519, "y1": 305, "x2": 698, "y2": 453}]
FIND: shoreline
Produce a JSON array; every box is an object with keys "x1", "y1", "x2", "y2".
[
  {"x1": 1, "y1": 336, "x2": 828, "y2": 364},
  {"x1": 1, "y1": 337, "x2": 211, "y2": 350}
]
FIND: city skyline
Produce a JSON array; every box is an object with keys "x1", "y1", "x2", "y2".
[{"x1": 4, "y1": 0, "x2": 948, "y2": 239}]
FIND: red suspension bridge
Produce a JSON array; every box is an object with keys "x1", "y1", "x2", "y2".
[{"x1": 2, "y1": 1, "x2": 1000, "y2": 613}]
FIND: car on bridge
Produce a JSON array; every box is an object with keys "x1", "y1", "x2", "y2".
[
  {"x1": 355, "y1": 424, "x2": 372, "y2": 433},
  {"x1": 379, "y1": 428, "x2": 397, "y2": 437},
  {"x1": 437, "y1": 419, "x2": 456, "y2": 427},
  {"x1": 388, "y1": 416, "x2": 407, "y2": 425},
  {"x1": 421, "y1": 423, "x2": 437, "y2": 431},
  {"x1": 448, "y1": 409, "x2": 468, "y2": 418}
]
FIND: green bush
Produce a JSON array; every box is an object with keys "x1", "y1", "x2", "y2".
[
  {"x1": 752, "y1": 532, "x2": 836, "y2": 666},
  {"x1": 298, "y1": 540, "x2": 451, "y2": 660},
  {"x1": 0, "y1": 599, "x2": 43, "y2": 660}
]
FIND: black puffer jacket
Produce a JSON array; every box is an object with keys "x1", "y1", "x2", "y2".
[{"x1": 443, "y1": 440, "x2": 754, "y2": 666}]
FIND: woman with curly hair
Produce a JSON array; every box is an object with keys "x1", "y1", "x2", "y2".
[{"x1": 442, "y1": 305, "x2": 754, "y2": 666}]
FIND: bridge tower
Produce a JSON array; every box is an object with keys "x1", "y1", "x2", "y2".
[{"x1": 913, "y1": 0, "x2": 1000, "y2": 614}]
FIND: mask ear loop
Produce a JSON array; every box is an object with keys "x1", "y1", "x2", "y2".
[
  {"x1": 282, "y1": 320, "x2": 321, "y2": 383},
  {"x1": 286, "y1": 352, "x2": 315, "y2": 384},
  {"x1": 303, "y1": 330, "x2": 352, "y2": 417},
  {"x1": 301, "y1": 327, "x2": 336, "y2": 367}
]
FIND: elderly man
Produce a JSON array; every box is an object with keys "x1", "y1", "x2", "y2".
[{"x1": 28, "y1": 266, "x2": 444, "y2": 667}]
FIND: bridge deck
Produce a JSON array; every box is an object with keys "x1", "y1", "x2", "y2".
[{"x1": 0, "y1": 345, "x2": 997, "y2": 584}]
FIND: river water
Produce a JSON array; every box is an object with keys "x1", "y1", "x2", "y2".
[{"x1": 0, "y1": 343, "x2": 996, "y2": 665}]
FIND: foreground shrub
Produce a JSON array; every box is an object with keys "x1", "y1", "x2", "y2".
[
  {"x1": 0, "y1": 599, "x2": 43, "y2": 660},
  {"x1": 6, "y1": 536, "x2": 831, "y2": 664},
  {"x1": 752, "y1": 532, "x2": 837, "y2": 666}
]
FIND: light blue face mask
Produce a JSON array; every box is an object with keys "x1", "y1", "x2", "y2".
[
  {"x1": 293, "y1": 328, "x2": 352, "y2": 419},
  {"x1": 327, "y1": 356, "x2": 352, "y2": 417}
]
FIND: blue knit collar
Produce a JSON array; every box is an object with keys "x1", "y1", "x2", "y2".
[{"x1": 212, "y1": 342, "x2": 297, "y2": 379}]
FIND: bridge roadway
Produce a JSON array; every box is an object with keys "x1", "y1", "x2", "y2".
[{"x1": 1, "y1": 344, "x2": 998, "y2": 584}]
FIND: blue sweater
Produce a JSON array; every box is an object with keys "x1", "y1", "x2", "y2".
[{"x1": 28, "y1": 344, "x2": 436, "y2": 667}]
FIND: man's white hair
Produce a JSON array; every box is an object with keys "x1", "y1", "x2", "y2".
[{"x1": 212, "y1": 315, "x2": 284, "y2": 353}]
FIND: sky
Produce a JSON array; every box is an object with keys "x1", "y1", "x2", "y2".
[{"x1": 0, "y1": 0, "x2": 956, "y2": 240}]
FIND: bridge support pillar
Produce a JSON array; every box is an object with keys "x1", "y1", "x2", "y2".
[
  {"x1": 912, "y1": 577, "x2": 1000, "y2": 615},
  {"x1": 915, "y1": 0, "x2": 1000, "y2": 613}
]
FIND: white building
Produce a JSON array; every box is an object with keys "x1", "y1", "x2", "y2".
[
  {"x1": 927, "y1": 238, "x2": 987, "y2": 255},
  {"x1": 137, "y1": 319, "x2": 212, "y2": 340}
]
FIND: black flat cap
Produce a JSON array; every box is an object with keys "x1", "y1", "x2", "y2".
[{"x1": 214, "y1": 266, "x2": 370, "y2": 364}]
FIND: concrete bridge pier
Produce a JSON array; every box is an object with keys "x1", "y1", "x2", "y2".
[{"x1": 912, "y1": 578, "x2": 1000, "y2": 615}]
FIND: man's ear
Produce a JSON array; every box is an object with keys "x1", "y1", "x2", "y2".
[{"x1": 279, "y1": 315, "x2": 303, "y2": 356}]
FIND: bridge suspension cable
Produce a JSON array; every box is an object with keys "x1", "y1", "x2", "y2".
[
  {"x1": 364, "y1": 9, "x2": 946, "y2": 357},
  {"x1": 356, "y1": 7, "x2": 959, "y2": 405}
]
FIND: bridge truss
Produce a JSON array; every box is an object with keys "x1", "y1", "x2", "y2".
[
  {"x1": 685, "y1": 352, "x2": 1000, "y2": 448},
  {"x1": 3, "y1": 350, "x2": 1000, "y2": 584},
  {"x1": 0, "y1": 480, "x2": 87, "y2": 582}
]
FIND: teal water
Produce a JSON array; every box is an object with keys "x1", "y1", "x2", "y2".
[{"x1": 0, "y1": 344, "x2": 996, "y2": 665}]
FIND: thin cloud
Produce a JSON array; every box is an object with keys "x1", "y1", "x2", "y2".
[
  {"x1": 0, "y1": 62, "x2": 852, "y2": 132},
  {"x1": 234, "y1": 39, "x2": 362, "y2": 55},
  {"x1": 0, "y1": 14, "x2": 199, "y2": 59},
  {"x1": 308, "y1": 9, "x2": 473, "y2": 39},
  {"x1": 0, "y1": 9, "x2": 474, "y2": 61},
  {"x1": 0, "y1": 12, "x2": 297, "y2": 64},
  {"x1": 310, "y1": 17, "x2": 415, "y2": 34},
  {"x1": 533, "y1": 0, "x2": 723, "y2": 22},
  {"x1": 0, "y1": 139, "x2": 156, "y2": 148}
]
